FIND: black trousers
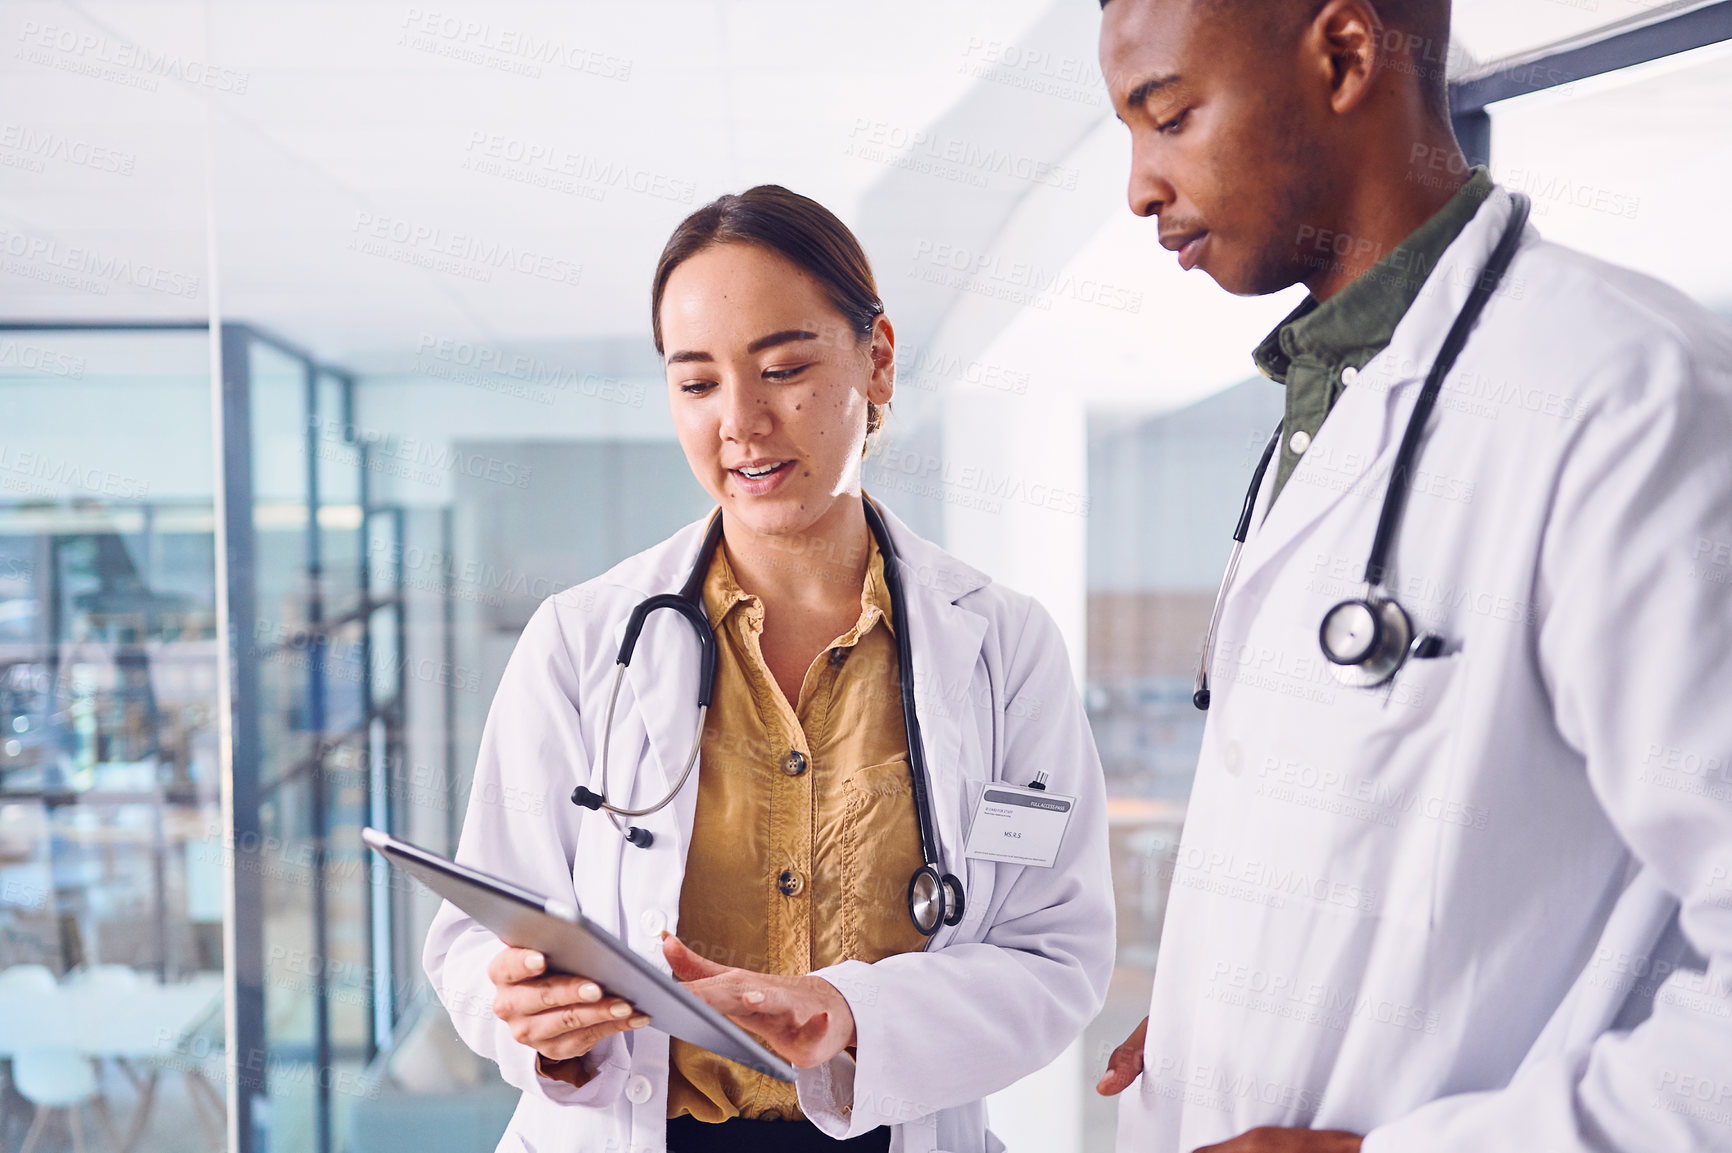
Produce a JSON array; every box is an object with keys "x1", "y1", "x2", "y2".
[{"x1": 665, "y1": 1115, "x2": 892, "y2": 1152}]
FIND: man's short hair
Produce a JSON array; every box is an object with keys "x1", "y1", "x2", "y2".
[{"x1": 1100, "y1": 0, "x2": 1453, "y2": 121}]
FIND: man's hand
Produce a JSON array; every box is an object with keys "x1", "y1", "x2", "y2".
[
  {"x1": 1194, "y1": 1128, "x2": 1363, "y2": 1152},
  {"x1": 662, "y1": 934, "x2": 858, "y2": 1068},
  {"x1": 487, "y1": 945, "x2": 649, "y2": 1062},
  {"x1": 1096, "y1": 1015, "x2": 1147, "y2": 1095}
]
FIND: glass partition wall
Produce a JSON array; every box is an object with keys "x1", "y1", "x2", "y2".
[
  {"x1": 0, "y1": 327, "x2": 229, "y2": 1152},
  {"x1": 0, "y1": 323, "x2": 412, "y2": 1153},
  {"x1": 220, "y1": 325, "x2": 411, "y2": 1153}
]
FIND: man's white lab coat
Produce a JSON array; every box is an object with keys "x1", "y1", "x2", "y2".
[{"x1": 1117, "y1": 185, "x2": 1732, "y2": 1153}]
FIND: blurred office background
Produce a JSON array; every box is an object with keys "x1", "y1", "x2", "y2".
[{"x1": 1, "y1": 1, "x2": 1729, "y2": 1150}]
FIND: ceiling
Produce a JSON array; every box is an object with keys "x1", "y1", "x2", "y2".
[{"x1": 2, "y1": 0, "x2": 1725, "y2": 413}]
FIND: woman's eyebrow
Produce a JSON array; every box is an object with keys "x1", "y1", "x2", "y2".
[
  {"x1": 746, "y1": 329, "x2": 819, "y2": 354},
  {"x1": 667, "y1": 329, "x2": 819, "y2": 364}
]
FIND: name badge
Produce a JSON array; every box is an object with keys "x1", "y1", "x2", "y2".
[{"x1": 963, "y1": 784, "x2": 1075, "y2": 868}]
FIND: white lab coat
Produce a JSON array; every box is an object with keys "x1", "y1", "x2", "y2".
[
  {"x1": 424, "y1": 503, "x2": 1114, "y2": 1153},
  {"x1": 1117, "y1": 185, "x2": 1732, "y2": 1152}
]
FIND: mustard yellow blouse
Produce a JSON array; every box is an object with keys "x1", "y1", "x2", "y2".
[{"x1": 665, "y1": 530, "x2": 929, "y2": 1121}]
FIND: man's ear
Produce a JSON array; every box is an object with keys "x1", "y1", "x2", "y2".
[{"x1": 1305, "y1": 0, "x2": 1384, "y2": 117}]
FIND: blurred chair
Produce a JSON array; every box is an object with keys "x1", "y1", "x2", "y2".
[
  {"x1": 0, "y1": 964, "x2": 61, "y2": 1146},
  {"x1": 0, "y1": 964, "x2": 57, "y2": 997},
  {"x1": 67, "y1": 964, "x2": 144, "y2": 1105},
  {"x1": 66, "y1": 963, "x2": 141, "y2": 995},
  {"x1": 13, "y1": 1046, "x2": 102, "y2": 1153}
]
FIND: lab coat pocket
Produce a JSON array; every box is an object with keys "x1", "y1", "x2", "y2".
[
  {"x1": 1234, "y1": 651, "x2": 1469, "y2": 935},
  {"x1": 1342, "y1": 651, "x2": 1470, "y2": 932},
  {"x1": 834, "y1": 755, "x2": 933, "y2": 960}
]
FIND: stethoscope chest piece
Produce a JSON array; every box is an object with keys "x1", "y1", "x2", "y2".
[
  {"x1": 1319, "y1": 593, "x2": 1412, "y2": 688},
  {"x1": 908, "y1": 865, "x2": 966, "y2": 936}
]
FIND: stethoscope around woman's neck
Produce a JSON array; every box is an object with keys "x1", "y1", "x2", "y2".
[
  {"x1": 569, "y1": 499, "x2": 967, "y2": 936},
  {"x1": 1195, "y1": 192, "x2": 1532, "y2": 710}
]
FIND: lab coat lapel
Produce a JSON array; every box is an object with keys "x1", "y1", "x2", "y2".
[
  {"x1": 875, "y1": 504, "x2": 992, "y2": 878},
  {"x1": 1229, "y1": 383, "x2": 1396, "y2": 592},
  {"x1": 1229, "y1": 186, "x2": 1526, "y2": 594}
]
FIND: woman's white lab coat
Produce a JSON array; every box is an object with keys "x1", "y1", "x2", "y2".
[
  {"x1": 1116, "y1": 186, "x2": 1732, "y2": 1152},
  {"x1": 424, "y1": 503, "x2": 1115, "y2": 1153}
]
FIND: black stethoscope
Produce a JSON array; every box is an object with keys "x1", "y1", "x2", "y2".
[
  {"x1": 1195, "y1": 192, "x2": 1532, "y2": 710},
  {"x1": 569, "y1": 499, "x2": 966, "y2": 936}
]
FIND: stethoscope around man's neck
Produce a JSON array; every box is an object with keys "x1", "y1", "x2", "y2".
[
  {"x1": 1195, "y1": 192, "x2": 1532, "y2": 710},
  {"x1": 569, "y1": 499, "x2": 967, "y2": 936}
]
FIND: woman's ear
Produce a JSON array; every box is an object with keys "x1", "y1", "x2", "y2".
[{"x1": 867, "y1": 314, "x2": 895, "y2": 406}]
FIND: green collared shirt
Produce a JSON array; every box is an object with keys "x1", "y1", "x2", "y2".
[{"x1": 1255, "y1": 166, "x2": 1495, "y2": 504}]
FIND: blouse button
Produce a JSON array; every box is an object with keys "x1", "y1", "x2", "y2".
[
  {"x1": 777, "y1": 869, "x2": 805, "y2": 897},
  {"x1": 781, "y1": 750, "x2": 808, "y2": 777},
  {"x1": 625, "y1": 1074, "x2": 653, "y2": 1105}
]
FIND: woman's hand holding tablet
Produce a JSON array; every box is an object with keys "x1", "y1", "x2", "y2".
[{"x1": 487, "y1": 944, "x2": 651, "y2": 1062}]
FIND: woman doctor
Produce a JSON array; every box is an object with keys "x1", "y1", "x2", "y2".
[{"x1": 423, "y1": 185, "x2": 1114, "y2": 1153}]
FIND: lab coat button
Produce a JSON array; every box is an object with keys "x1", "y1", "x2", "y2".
[
  {"x1": 625, "y1": 1074, "x2": 653, "y2": 1105},
  {"x1": 1289, "y1": 429, "x2": 1312, "y2": 455},
  {"x1": 640, "y1": 908, "x2": 667, "y2": 936},
  {"x1": 1340, "y1": 365, "x2": 1360, "y2": 385},
  {"x1": 782, "y1": 750, "x2": 808, "y2": 777},
  {"x1": 1224, "y1": 740, "x2": 1244, "y2": 775}
]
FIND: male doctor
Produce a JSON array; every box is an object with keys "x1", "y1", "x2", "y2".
[{"x1": 1090, "y1": 2, "x2": 1732, "y2": 1152}]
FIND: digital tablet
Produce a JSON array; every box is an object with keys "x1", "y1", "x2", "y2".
[{"x1": 362, "y1": 827, "x2": 797, "y2": 1082}]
